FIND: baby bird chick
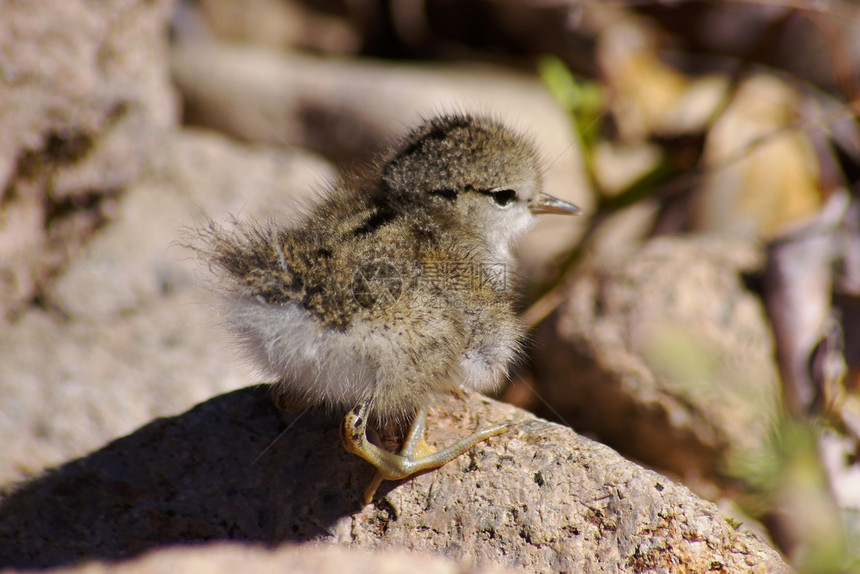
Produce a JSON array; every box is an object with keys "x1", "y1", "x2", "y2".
[{"x1": 198, "y1": 114, "x2": 580, "y2": 503}]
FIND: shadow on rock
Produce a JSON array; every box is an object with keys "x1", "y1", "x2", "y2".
[{"x1": 0, "y1": 387, "x2": 375, "y2": 569}]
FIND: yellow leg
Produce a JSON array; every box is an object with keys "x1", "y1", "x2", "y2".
[{"x1": 340, "y1": 401, "x2": 509, "y2": 504}]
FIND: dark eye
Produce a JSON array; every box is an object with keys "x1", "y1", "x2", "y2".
[{"x1": 491, "y1": 189, "x2": 517, "y2": 207}]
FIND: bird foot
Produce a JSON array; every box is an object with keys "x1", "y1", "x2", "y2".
[{"x1": 340, "y1": 401, "x2": 509, "y2": 504}]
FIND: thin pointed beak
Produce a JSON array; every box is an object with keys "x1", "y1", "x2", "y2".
[{"x1": 528, "y1": 192, "x2": 582, "y2": 215}]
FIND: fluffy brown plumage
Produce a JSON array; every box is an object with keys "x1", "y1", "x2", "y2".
[{"x1": 195, "y1": 113, "x2": 580, "y2": 502}]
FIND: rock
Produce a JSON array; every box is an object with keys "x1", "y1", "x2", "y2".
[
  {"x1": 0, "y1": 389, "x2": 789, "y2": 573},
  {"x1": 0, "y1": 130, "x2": 333, "y2": 487},
  {"x1": 0, "y1": 0, "x2": 178, "y2": 323},
  {"x1": 185, "y1": 0, "x2": 361, "y2": 54},
  {"x1": 9, "y1": 543, "x2": 520, "y2": 574},
  {"x1": 534, "y1": 236, "x2": 782, "y2": 484}
]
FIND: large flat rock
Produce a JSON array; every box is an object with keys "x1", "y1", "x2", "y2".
[{"x1": 0, "y1": 389, "x2": 789, "y2": 573}]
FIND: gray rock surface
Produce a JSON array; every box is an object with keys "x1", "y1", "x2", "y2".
[
  {"x1": 535, "y1": 236, "x2": 782, "y2": 483},
  {"x1": 0, "y1": 130, "x2": 332, "y2": 487},
  {"x1": 10, "y1": 543, "x2": 521, "y2": 574},
  {"x1": 0, "y1": 389, "x2": 790, "y2": 573},
  {"x1": 0, "y1": 0, "x2": 178, "y2": 323}
]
